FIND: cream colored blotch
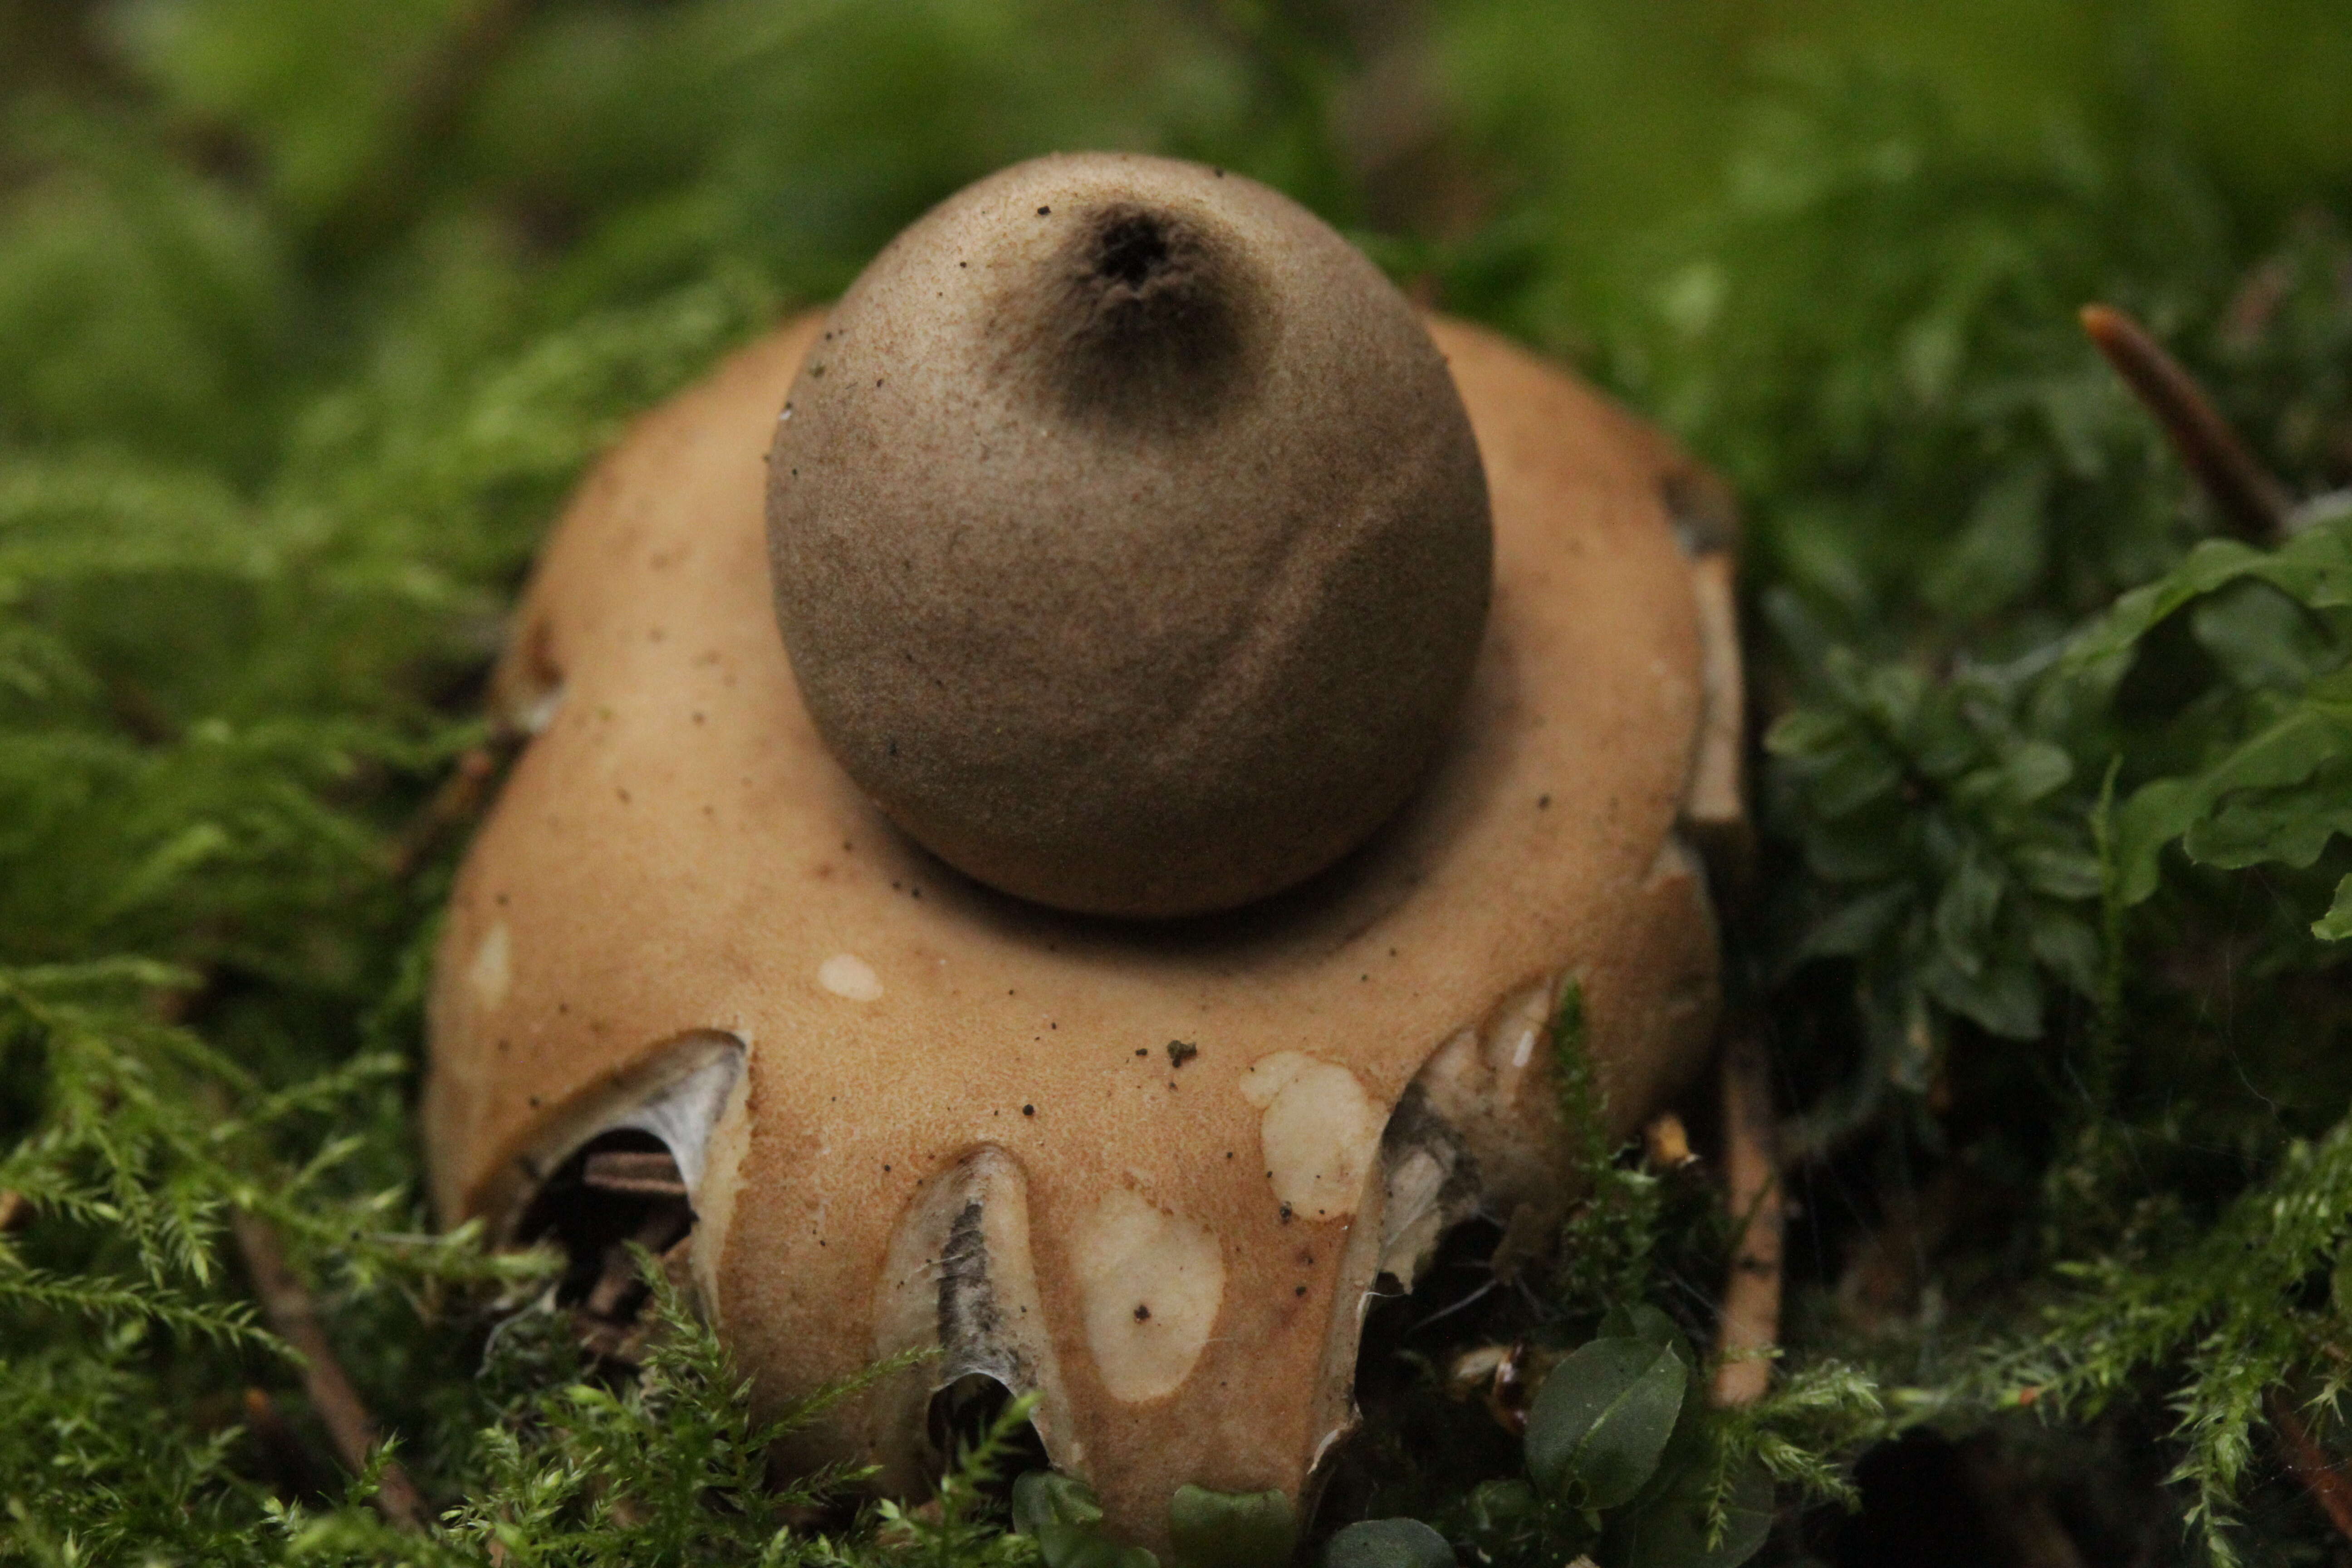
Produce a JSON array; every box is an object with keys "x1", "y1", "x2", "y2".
[
  {"x1": 1072, "y1": 1188, "x2": 1225, "y2": 1404},
  {"x1": 1239, "y1": 1053, "x2": 1386, "y2": 1223}
]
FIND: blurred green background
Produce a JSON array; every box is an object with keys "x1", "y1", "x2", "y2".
[
  {"x1": 8, "y1": 0, "x2": 2350, "y2": 453},
  {"x1": 6, "y1": 0, "x2": 2349, "y2": 638}
]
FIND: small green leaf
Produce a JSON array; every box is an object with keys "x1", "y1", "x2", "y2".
[
  {"x1": 1322, "y1": 1518, "x2": 1455, "y2": 1568},
  {"x1": 2010, "y1": 842, "x2": 2102, "y2": 900},
  {"x1": 1808, "y1": 744, "x2": 1904, "y2": 819},
  {"x1": 1921, "y1": 462, "x2": 2048, "y2": 619},
  {"x1": 1930, "y1": 850, "x2": 2003, "y2": 978},
  {"x1": 2191, "y1": 580, "x2": 2334, "y2": 691},
  {"x1": 2113, "y1": 696, "x2": 2352, "y2": 902},
  {"x1": 1802, "y1": 813, "x2": 1909, "y2": 882},
  {"x1": 1016, "y1": 1470, "x2": 1107, "y2": 1534},
  {"x1": 2026, "y1": 909, "x2": 2102, "y2": 998},
  {"x1": 1599, "y1": 1303, "x2": 1690, "y2": 1363},
  {"x1": 2183, "y1": 790, "x2": 2352, "y2": 871},
  {"x1": 1763, "y1": 707, "x2": 1850, "y2": 758},
  {"x1": 1042, "y1": 1528, "x2": 1164, "y2": 1568},
  {"x1": 1464, "y1": 1477, "x2": 1539, "y2": 1531},
  {"x1": 1994, "y1": 739, "x2": 2073, "y2": 806},
  {"x1": 1168, "y1": 1485, "x2": 1297, "y2": 1568},
  {"x1": 2317, "y1": 874, "x2": 2352, "y2": 941},
  {"x1": 1043, "y1": 1527, "x2": 1164, "y2": 1568},
  {"x1": 1606, "y1": 1457, "x2": 1774, "y2": 1568},
  {"x1": 1798, "y1": 883, "x2": 1912, "y2": 959},
  {"x1": 1921, "y1": 951, "x2": 2042, "y2": 1039},
  {"x1": 1019, "y1": 1472, "x2": 1160, "y2": 1568},
  {"x1": 1524, "y1": 1336, "x2": 1688, "y2": 1509}
]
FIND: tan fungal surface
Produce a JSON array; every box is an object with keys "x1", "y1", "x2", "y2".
[{"x1": 426, "y1": 299, "x2": 1734, "y2": 1548}]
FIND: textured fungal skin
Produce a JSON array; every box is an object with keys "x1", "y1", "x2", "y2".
[{"x1": 766, "y1": 153, "x2": 1493, "y2": 918}]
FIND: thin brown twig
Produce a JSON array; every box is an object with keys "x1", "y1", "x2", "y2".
[
  {"x1": 1956, "y1": 1438, "x2": 2088, "y2": 1568},
  {"x1": 1712, "y1": 1020, "x2": 1783, "y2": 1406},
  {"x1": 387, "y1": 735, "x2": 517, "y2": 880},
  {"x1": 2080, "y1": 303, "x2": 2295, "y2": 544},
  {"x1": 228, "y1": 1209, "x2": 429, "y2": 1531},
  {"x1": 241, "y1": 1386, "x2": 330, "y2": 1502},
  {"x1": 2269, "y1": 1387, "x2": 2352, "y2": 1544}
]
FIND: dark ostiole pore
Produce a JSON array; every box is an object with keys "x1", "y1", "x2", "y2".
[{"x1": 1045, "y1": 203, "x2": 1256, "y2": 429}]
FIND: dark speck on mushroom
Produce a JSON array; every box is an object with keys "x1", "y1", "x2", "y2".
[
  {"x1": 1132, "y1": 1303, "x2": 1150, "y2": 1321},
  {"x1": 1038, "y1": 205, "x2": 1051, "y2": 216},
  {"x1": 1166, "y1": 1039, "x2": 1199, "y2": 1068},
  {"x1": 1023, "y1": 1103, "x2": 1036, "y2": 1117}
]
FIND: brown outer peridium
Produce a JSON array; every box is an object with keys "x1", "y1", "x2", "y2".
[{"x1": 425, "y1": 310, "x2": 1731, "y2": 1551}]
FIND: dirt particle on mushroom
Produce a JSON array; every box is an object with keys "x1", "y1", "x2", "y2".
[{"x1": 1166, "y1": 1039, "x2": 1199, "y2": 1068}]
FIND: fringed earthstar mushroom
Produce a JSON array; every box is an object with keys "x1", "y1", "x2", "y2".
[{"x1": 425, "y1": 152, "x2": 1745, "y2": 1556}]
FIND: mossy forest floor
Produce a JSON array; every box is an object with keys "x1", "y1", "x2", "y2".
[{"x1": 4, "y1": 2, "x2": 2352, "y2": 1564}]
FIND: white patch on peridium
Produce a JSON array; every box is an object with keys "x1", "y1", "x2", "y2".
[
  {"x1": 515, "y1": 685, "x2": 565, "y2": 735},
  {"x1": 1239, "y1": 1052, "x2": 1387, "y2": 1222},
  {"x1": 1645, "y1": 831, "x2": 1702, "y2": 889},
  {"x1": 468, "y1": 921, "x2": 511, "y2": 1012},
  {"x1": 1377, "y1": 1145, "x2": 1453, "y2": 1289},
  {"x1": 1072, "y1": 1188, "x2": 1223, "y2": 1404},
  {"x1": 689, "y1": 1047, "x2": 755, "y2": 1326},
  {"x1": 817, "y1": 952, "x2": 882, "y2": 1001},
  {"x1": 1482, "y1": 985, "x2": 1553, "y2": 1081}
]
